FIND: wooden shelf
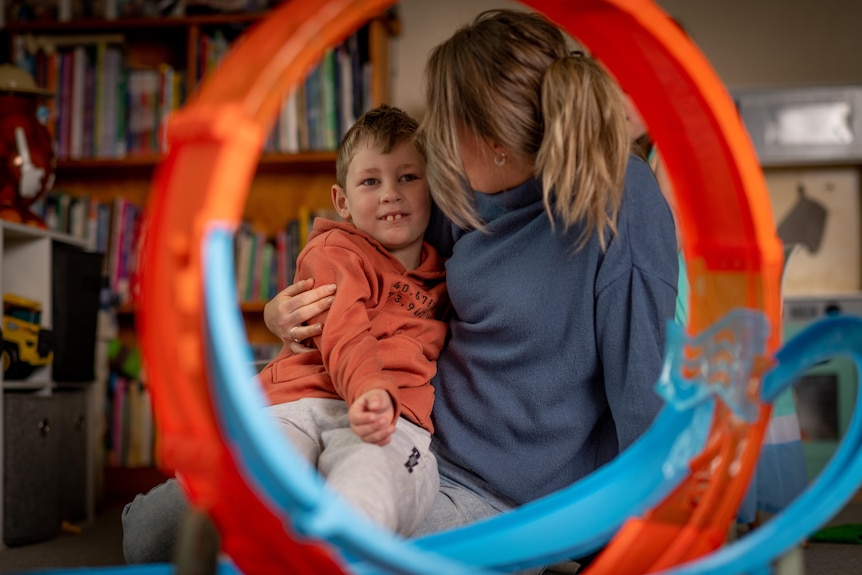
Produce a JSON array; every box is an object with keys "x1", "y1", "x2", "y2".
[
  {"x1": 118, "y1": 301, "x2": 269, "y2": 315},
  {"x1": 4, "y1": 13, "x2": 266, "y2": 32},
  {"x1": 56, "y1": 152, "x2": 337, "y2": 176},
  {"x1": 57, "y1": 152, "x2": 335, "y2": 181},
  {"x1": 117, "y1": 300, "x2": 278, "y2": 345},
  {"x1": 762, "y1": 161, "x2": 862, "y2": 170}
]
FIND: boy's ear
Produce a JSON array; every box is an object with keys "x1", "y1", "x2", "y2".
[{"x1": 331, "y1": 184, "x2": 351, "y2": 221}]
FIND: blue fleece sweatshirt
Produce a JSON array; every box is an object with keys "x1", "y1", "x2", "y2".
[{"x1": 425, "y1": 156, "x2": 678, "y2": 506}]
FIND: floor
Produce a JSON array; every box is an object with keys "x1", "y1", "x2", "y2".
[
  {"x1": 0, "y1": 504, "x2": 126, "y2": 574},
  {"x1": 0, "y1": 500, "x2": 861, "y2": 574}
]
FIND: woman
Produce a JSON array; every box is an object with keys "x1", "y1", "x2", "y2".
[{"x1": 269, "y1": 9, "x2": 678, "y2": 541}]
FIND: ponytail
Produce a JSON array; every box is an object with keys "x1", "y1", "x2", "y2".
[{"x1": 537, "y1": 54, "x2": 629, "y2": 251}]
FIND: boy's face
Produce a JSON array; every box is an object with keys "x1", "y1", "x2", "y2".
[{"x1": 332, "y1": 140, "x2": 431, "y2": 261}]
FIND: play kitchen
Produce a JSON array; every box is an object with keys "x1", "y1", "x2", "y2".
[{"x1": 736, "y1": 85, "x2": 862, "y2": 480}]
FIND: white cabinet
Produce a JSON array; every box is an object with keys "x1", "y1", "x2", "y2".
[{"x1": 0, "y1": 221, "x2": 94, "y2": 547}]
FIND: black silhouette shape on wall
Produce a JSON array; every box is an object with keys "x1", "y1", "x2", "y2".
[{"x1": 777, "y1": 183, "x2": 828, "y2": 254}]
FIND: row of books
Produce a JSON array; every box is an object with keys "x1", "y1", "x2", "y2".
[
  {"x1": 235, "y1": 220, "x2": 298, "y2": 304},
  {"x1": 267, "y1": 29, "x2": 374, "y2": 154},
  {"x1": 5, "y1": 0, "x2": 277, "y2": 21},
  {"x1": 106, "y1": 374, "x2": 154, "y2": 468},
  {"x1": 36, "y1": 190, "x2": 338, "y2": 307},
  {"x1": 234, "y1": 208, "x2": 339, "y2": 303},
  {"x1": 12, "y1": 37, "x2": 183, "y2": 159},
  {"x1": 35, "y1": 191, "x2": 142, "y2": 305},
  {"x1": 13, "y1": 22, "x2": 375, "y2": 159},
  {"x1": 104, "y1": 339, "x2": 282, "y2": 468}
]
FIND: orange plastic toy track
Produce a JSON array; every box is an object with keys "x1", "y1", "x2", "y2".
[
  {"x1": 530, "y1": 1, "x2": 783, "y2": 573},
  {"x1": 138, "y1": 2, "x2": 395, "y2": 574},
  {"x1": 137, "y1": 0, "x2": 783, "y2": 574}
]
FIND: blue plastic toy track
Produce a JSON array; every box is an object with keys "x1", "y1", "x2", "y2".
[
  {"x1": 658, "y1": 314, "x2": 862, "y2": 575},
  {"x1": 200, "y1": 224, "x2": 712, "y2": 573}
]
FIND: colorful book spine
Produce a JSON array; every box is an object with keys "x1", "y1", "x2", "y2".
[
  {"x1": 69, "y1": 45, "x2": 87, "y2": 159},
  {"x1": 320, "y1": 48, "x2": 338, "y2": 150}
]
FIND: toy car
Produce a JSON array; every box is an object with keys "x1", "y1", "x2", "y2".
[{"x1": 2, "y1": 293, "x2": 52, "y2": 380}]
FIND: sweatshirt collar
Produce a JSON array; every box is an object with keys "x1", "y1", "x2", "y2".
[
  {"x1": 474, "y1": 177, "x2": 543, "y2": 221},
  {"x1": 308, "y1": 218, "x2": 445, "y2": 278}
]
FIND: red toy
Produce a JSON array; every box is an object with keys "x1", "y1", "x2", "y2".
[{"x1": 0, "y1": 64, "x2": 55, "y2": 228}]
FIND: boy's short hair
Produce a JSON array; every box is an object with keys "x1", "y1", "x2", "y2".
[{"x1": 336, "y1": 104, "x2": 425, "y2": 188}]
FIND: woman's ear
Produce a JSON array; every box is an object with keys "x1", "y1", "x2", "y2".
[
  {"x1": 488, "y1": 139, "x2": 507, "y2": 156},
  {"x1": 331, "y1": 184, "x2": 352, "y2": 221},
  {"x1": 488, "y1": 140, "x2": 510, "y2": 164}
]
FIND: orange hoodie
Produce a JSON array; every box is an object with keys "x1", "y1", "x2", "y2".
[{"x1": 259, "y1": 218, "x2": 449, "y2": 433}]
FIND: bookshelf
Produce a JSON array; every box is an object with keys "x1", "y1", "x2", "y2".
[
  {"x1": 2, "y1": 7, "x2": 398, "y2": 512},
  {"x1": 5, "y1": 9, "x2": 397, "y2": 322}
]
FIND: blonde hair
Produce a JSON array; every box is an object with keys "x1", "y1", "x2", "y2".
[
  {"x1": 420, "y1": 9, "x2": 629, "y2": 251},
  {"x1": 336, "y1": 104, "x2": 425, "y2": 188}
]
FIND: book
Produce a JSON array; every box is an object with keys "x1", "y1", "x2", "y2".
[
  {"x1": 69, "y1": 45, "x2": 87, "y2": 159},
  {"x1": 336, "y1": 43, "x2": 355, "y2": 141},
  {"x1": 57, "y1": 50, "x2": 72, "y2": 158},
  {"x1": 68, "y1": 194, "x2": 87, "y2": 239},
  {"x1": 234, "y1": 223, "x2": 253, "y2": 302},
  {"x1": 274, "y1": 228, "x2": 289, "y2": 292},
  {"x1": 320, "y1": 48, "x2": 338, "y2": 150},
  {"x1": 304, "y1": 62, "x2": 323, "y2": 151},
  {"x1": 93, "y1": 41, "x2": 107, "y2": 156},
  {"x1": 82, "y1": 47, "x2": 96, "y2": 158},
  {"x1": 258, "y1": 240, "x2": 274, "y2": 301},
  {"x1": 157, "y1": 63, "x2": 176, "y2": 153},
  {"x1": 102, "y1": 45, "x2": 125, "y2": 158},
  {"x1": 279, "y1": 89, "x2": 300, "y2": 153},
  {"x1": 126, "y1": 68, "x2": 160, "y2": 155},
  {"x1": 106, "y1": 196, "x2": 127, "y2": 292}
]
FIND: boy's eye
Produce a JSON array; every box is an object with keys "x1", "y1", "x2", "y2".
[{"x1": 361, "y1": 178, "x2": 378, "y2": 186}]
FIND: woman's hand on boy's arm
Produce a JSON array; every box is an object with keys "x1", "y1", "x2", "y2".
[
  {"x1": 349, "y1": 389, "x2": 396, "y2": 446},
  {"x1": 264, "y1": 278, "x2": 336, "y2": 352}
]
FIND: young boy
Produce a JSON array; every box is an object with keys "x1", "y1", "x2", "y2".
[{"x1": 257, "y1": 104, "x2": 448, "y2": 536}]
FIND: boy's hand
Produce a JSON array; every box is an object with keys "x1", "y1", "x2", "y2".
[{"x1": 349, "y1": 389, "x2": 396, "y2": 446}]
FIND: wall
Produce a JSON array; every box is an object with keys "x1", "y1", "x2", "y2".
[
  {"x1": 390, "y1": 0, "x2": 522, "y2": 118},
  {"x1": 655, "y1": 0, "x2": 862, "y2": 90},
  {"x1": 391, "y1": 0, "x2": 862, "y2": 115}
]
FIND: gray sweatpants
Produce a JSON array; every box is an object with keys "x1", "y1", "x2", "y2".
[
  {"x1": 122, "y1": 397, "x2": 440, "y2": 563},
  {"x1": 122, "y1": 400, "x2": 567, "y2": 572},
  {"x1": 119, "y1": 448, "x2": 560, "y2": 573},
  {"x1": 267, "y1": 398, "x2": 439, "y2": 536}
]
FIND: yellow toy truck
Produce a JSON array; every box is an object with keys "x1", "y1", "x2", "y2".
[{"x1": 2, "y1": 293, "x2": 52, "y2": 380}]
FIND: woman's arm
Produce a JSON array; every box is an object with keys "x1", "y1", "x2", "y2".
[
  {"x1": 266, "y1": 204, "x2": 451, "y2": 350},
  {"x1": 263, "y1": 278, "x2": 336, "y2": 352},
  {"x1": 597, "y1": 157, "x2": 678, "y2": 450}
]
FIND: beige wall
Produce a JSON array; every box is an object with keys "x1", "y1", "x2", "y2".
[
  {"x1": 391, "y1": 0, "x2": 862, "y2": 115},
  {"x1": 390, "y1": 0, "x2": 522, "y2": 118},
  {"x1": 657, "y1": 0, "x2": 862, "y2": 89}
]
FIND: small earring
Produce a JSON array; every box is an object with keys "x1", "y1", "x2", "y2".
[{"x1": 494, "y1": 153, "x2": 506, "y2": 167}]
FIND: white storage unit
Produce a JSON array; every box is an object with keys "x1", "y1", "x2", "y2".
[{"x1": 0, "y1": 221, "x2": 95, "y2": 547}]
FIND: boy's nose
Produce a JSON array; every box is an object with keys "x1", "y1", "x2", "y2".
[{"x1": 380, "y1": 184, "x2": 402, "y2": 202}]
